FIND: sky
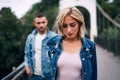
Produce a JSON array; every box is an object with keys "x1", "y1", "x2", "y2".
[
  {"x1": 107, "y1": 0, "x2": 113, "y2": 3},
  {"x1": 0, "y1": 0, "x2": 40, "y2": 18},
  {"x1": 0, "y1": 0, "x2": 113, "y2": 19}
]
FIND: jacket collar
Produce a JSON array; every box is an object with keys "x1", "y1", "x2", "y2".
[
  {"x1": 58, "y1": 36, "x2": 90, "y2": 49},
  {"x1": 54, "y1": 36, "x2": 91, "y2": 50},
  {"x1": 81, "y1": 38, "x2": 91, "y2": 49},
  {"x1": 31, "y1": 28, "x2": 51, "y2": 38}
]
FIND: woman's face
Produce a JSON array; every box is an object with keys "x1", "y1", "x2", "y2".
[{"x1": 62, "y1": 15, "x2": 79, "y2": 40}]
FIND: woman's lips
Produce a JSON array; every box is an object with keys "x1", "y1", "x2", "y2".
[{"x1": 67, "y1": 33, "x2": 73, "y2": 37}]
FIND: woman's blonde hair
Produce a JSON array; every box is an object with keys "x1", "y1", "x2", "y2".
[{"x1": 56, "y1": 6, "x2": 85, "y2": 39}]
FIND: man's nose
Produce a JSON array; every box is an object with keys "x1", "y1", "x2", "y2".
[{"x1": 39, "y1": 23, "x2": 44, "y2": 26}]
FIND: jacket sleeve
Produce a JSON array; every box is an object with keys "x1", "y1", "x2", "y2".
[
  {"x1": 24, "y1": 35, "x2": 31, "y2": 67},
  {"x1": 91, "y1": 43, "x2": 97, "y2": 80}
]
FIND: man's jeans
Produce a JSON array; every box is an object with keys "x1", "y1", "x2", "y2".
[{"x1": 29, "y1": 74, "x2": 52, "y2": 80}]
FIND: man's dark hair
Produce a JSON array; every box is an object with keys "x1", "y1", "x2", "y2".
[{"x1": 34, "y1": 13, "x2": 47, "y2": 19}]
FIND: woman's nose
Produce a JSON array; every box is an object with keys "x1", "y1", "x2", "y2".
[{"x1": 67, "y1": 26, "x2": 72, "y2": 32}]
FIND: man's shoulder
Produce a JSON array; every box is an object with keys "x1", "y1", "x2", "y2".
[
  {"x1": 47, "y1": 31, "x2": 58, "y2": 37},
  {"x1": 26, "y1": 29, "x2": 37, "y2": 37},
  {"x1": 49, "y1": 31, "x2": 57, "y2": 35}
]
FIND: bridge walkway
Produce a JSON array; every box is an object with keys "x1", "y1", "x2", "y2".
[{"x1": 96, "y1": 44, "x2": 120, "y2": 80}]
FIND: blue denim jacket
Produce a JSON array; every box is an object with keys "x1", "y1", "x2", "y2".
[
  {"x1": 24, "y1": 28, "x2": 57, "y2": 78},
  {"x1": 47, "y1": 36, "x2": 97, "y2": 80}
]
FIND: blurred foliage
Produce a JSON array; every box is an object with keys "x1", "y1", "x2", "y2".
[
  {"x1": 96, "y1": 0, "x2": 120, "y2": 57},
  {"x1": 0, "y1": 7, "x2": 25, "y2": 78},
  {"x1": 115, "y1": 14, "x2": 120, "y2": 23},
  {"x1": 101, "y1": 27, "x2": 119, "y2": 39},
  {"x1": 95, "y1": 27, "x2": 120, "y2": 56}
]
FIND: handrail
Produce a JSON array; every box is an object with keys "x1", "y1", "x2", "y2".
[
  {"x1": 11, "y1": 68, "x2": 25, "y2": 80},
  {"x1": 2, "y1": 62, "x2": 25, "y2": 80},
  {"x1": 97, "y1": 3, "x2": 120, "y2": 28}
]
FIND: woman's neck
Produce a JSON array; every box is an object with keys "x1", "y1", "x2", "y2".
[{"x1": 64, "y1": 37, "x2": 80, "y2": 43}]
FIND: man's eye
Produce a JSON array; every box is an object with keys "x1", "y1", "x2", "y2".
[
  {"x1": 42, "y1": 21, "x2": 45, "y2": 24},
  {"x1": 63, "y1": 24, "x2": 67, "y2": 28},
  {"x1": 70, "y1": 23, "x2": 75, "y2": 27},
  {"x1": 37, "y1": 22, "x2": 41, "y2": 24}
]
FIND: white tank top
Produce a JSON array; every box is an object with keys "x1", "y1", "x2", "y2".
[{"x1": 57, "y1": 51, "x2": 82, "y2": 80}]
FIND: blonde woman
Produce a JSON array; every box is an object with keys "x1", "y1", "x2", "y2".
[{"x1": 47, "y1": 7, "x2": 97, "y2": 80}]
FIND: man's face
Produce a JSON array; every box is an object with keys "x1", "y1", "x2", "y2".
[{"x1": 33, "y1": 16, "x2": 48, "y2": 34}]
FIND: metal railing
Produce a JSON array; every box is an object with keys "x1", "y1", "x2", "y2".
[
  {"x1": 96, "y1": 3, "x2": 120, "y2": 28},
  {"x1": 2, "y1": 62, "x2": 25, "y2": 80}
]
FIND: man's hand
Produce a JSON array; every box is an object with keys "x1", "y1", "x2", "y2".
[{"x1": 25, "y1": 67, "x2": 32, "y2": 77}]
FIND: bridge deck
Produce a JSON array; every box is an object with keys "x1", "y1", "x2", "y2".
[{"x1": 96, "y1": 44, "x2": 120, "y2": 80}]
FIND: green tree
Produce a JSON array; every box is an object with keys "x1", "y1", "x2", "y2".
[{"x1": 0, "y1": 7, "x2": 24, "y2": 78}]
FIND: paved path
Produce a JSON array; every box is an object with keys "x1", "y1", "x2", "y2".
[{"x1": 96, "y1": 45, "x2": 120, "y2": 80}]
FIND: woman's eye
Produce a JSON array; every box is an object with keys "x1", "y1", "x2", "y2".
[
  {"x1": 70, "y1": 23, "x2": 75, "y2": 27},
  {"x1": 63, "y1": 24, "x2": 67, "y2": 28}
]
